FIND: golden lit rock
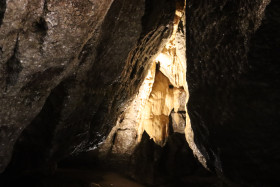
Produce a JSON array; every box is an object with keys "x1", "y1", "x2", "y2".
[
  {"x1": 99, "y1": 62, "x2": 157, "y2": 155},
  {"x1": 138, "y1": 71, "x2": 176, "y2": 146}
]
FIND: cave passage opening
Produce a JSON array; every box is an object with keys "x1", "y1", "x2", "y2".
[{"x1": 98, "y1": 0, "x2": 206, "y2": 170}]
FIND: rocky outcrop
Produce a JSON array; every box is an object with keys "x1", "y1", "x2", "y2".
[
  {"x1": 186, "y1": 0, "x2": 280, "y2": 185},
  {"x1": 1, "y1": 0, "x2": 280, "y2": 186},
  {"x1": 0, "y1": 0, "x2": 116, "y2": 173},
  {"x1": 99, "y1": 0, "x2": 190, "y2": 152},
  {"x1": 0, "y1": 0, "x2": 176, "y2": 174},
  {"x1": 96, "y1": 1, "x2": 208, "y2": 173}
]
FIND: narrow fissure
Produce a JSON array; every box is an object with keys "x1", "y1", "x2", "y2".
[
  {"x1": 0, "y1": 0, "x2": 6, "y2": 26},
  {"x1": 99, "y1": 0, "x2": 207, "y2": 169}
]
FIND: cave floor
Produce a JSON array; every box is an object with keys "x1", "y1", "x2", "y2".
[{"x1": 1, "y1": 168, "x2": 225, "y2": 187}]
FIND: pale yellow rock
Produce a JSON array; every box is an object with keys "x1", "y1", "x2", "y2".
[
  {"x1": 99, "y1": 62, "x2": 156, "y2": 155},
  {"x1": 139, "y1": 71, "x2": 174, "y2": 145}
]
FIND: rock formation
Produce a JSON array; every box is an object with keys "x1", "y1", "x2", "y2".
[
  {"x1": 0, "y1": 0, "x2": 279, "y2": 186},
  {"x1": 186, "y1": 0, "x2": 280, "y2": 185}
]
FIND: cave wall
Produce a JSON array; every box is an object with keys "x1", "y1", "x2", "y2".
[
  {"x1": 0, "y1": 0, "x2": 279, "y2": 186},
  {"x1": 186, "y1": 0, "x2": 280, "y2": 185},
  {"x1": 97, "y1": 0, "x2": 192, "y2": 158},
  {"x1": 0, "y1": 0, "x2": 176, "y2": 174}
]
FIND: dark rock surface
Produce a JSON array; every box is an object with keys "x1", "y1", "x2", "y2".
[
  {"x1": 0, "y1": 0, "x2": 175, "y2": 174},
  {"x1": 128, "y1": 133, "x2": 214, "y2": 186},
  {"x1": 186, "y1": 0, "x2": 280, "y2": 185},
  {"x1": 0, "y1": 0, "x2": 279, "y2": 186},
  {"x1": 57, "y1": 132, "x2": 221, "y2": 187}
]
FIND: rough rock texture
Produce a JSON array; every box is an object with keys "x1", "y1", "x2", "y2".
[
  {"x1": 0, "y1": 0, "x2": 114, "y2": 173},
  {"x1": 97, "y1": 0, "x2": 195, "y2": 163},
  {"x1": 186, "y1": 0, "x2": 280, "y2": 185},
  {"x1": 127, "y1": 132, "x2": 212, "y2": 186},
  {"x1": 0, "y1": 0, "x2": 176, "y2": 174},
  {"x1": 0, "y1": 0, "x2": 279, "y2": 186},
  {"x1": 1, "y1": 1, "x2": 212, "y2": 186},
  {"x1": 139, "y1": 71, "x2": 183, "y2": 145}
]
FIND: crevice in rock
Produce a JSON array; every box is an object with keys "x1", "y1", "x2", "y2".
[
  {"x1": 33, "y1": 17, "x2": 48, "y2": 41},
  {"x1": 97, "y1": 1, "x2": 207, "y2": 170},
  {"x1": 5, "y1": 36, "x2": 22, "y2": 88},
  {"x1": 0, "y1": 0, "x2": 6, "y2": 26},
  {"x1": 35, "y1": 0, "x2": 48, "y2": 53},
  {"x1": 20, "y1": 67, "x2": 63, "y2": 92},
  {"x1": 4, "y1": 78, "x2": 70, "y2": 175},
  {"x1": 140, "y1": 0, "x2": 175, "y2": 39},
  {"x1": 43, "y1": 0, "x2": 48, "y2": 14},
  {"x1": 34, "y1": 17, "x2": 48, "y2": 34}
]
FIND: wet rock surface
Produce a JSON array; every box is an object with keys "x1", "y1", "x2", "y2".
[
  {"x1": 186, "y1": 0, "x2": 280, "y2": 185},
  {"x1": 0, "y1": 0, "x2": 175, "y2": 174},
  {"x1": 0, "y1": 0, "x2": 279, "y2": 186},
  {"x1": 0, "y1": 0, "x2": 115, "y2": 173},
  {"x1": 56, "y1": 132, "x2": 222, "y2": 187}
]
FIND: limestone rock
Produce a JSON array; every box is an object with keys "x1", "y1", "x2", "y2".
[
  {"x1": 0, "y1": 0, "x2": 176, "y2": 173},
  {"x1": 0, "y1": 0, "x2": 279, "y2": 186},
  {"x1": 186, "y1": 0, "x2": 280, "y2": 185}
]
